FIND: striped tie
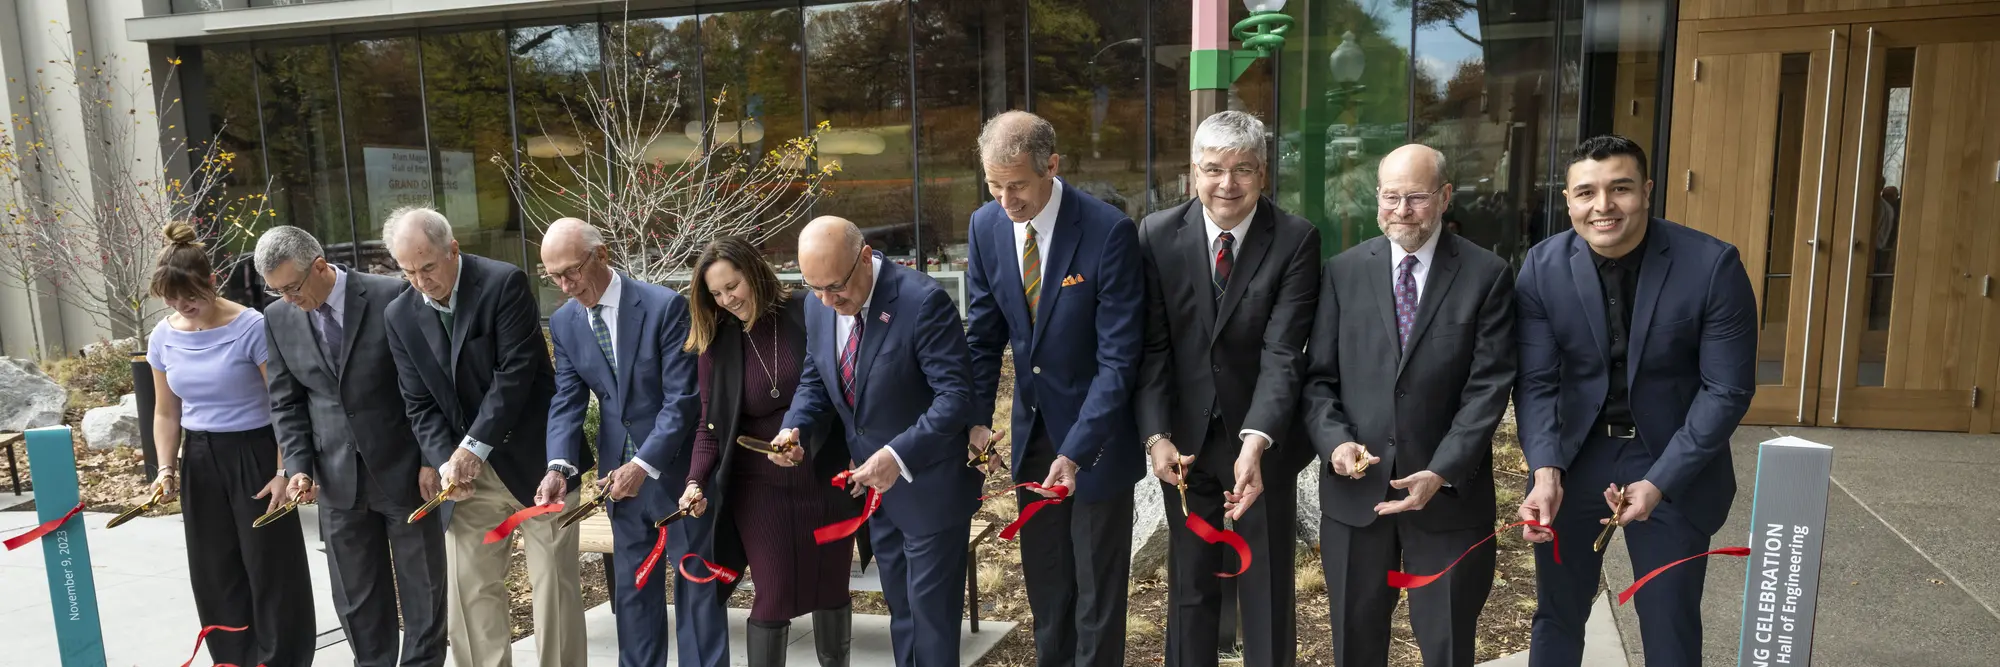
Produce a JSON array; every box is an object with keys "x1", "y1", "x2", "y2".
[
  {"x1": 591, "y1": 305, "x2": 635, "y2": 461},
  {"x1": 1022, "y1": 224, "x2": 1042, "y2": 324},
  {"x1": 840, "y1": 318, "x2": 863, "y2": 406}
]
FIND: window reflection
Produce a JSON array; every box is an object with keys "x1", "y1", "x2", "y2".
[
  {"x1": 336, "y1": 36, "x2": 428, "y2": 276},
  {"x1": 1275, "y1": 1, "x2": 1412, "y2": 257},
  {"x1": 807, "y1": 1, "x2": 916, "y2": 267},
  {"x1": 703, "y1": 8, "x2": 807, "y2": 267},
  {"x1": 190, "y1": 44, "x2": 273, "y2": 301},
  {"x1": 914, "y1": 0, "x2": 1025, "y2": 275},
  {"x1": 1032, "y1": 0, "x2": 1149, "y2": 222},
  {"x1": 256, "y1": 41, "x2": 351, "y2": 263},
  {"x1": 512, "y1": 22, "x2": 606, "y2": 311},
  {"x1": 421, "y1": 29, "x2": 531, "y2": 285}
]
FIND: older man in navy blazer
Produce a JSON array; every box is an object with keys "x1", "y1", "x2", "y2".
[
  {"x1": 1514, "y1": 135, "x2": 1757, "y2": 667},
  {"x1": 963, "y1": 110, "x2": 1143, "y2": 667},
  {"x1": 770, "y1": 215, "x2": 980, "y2": 667},
  {"x1": 536, "y1": 219, "x2": 723, "y2": 667}
]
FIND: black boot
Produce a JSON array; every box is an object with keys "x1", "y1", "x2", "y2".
[
  {"x1": 748, "y1": 619, "x2": 790, "y2": 667},
  {"x1": 811, "y1": 603, "x2": 852, "y2": 667}
]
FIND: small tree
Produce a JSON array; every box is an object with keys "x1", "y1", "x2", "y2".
[
  {"x1": 496, "y1": 8, "x2": 838, "y2": 285},
  {"x1": 5, "y1": 34, "x2": 272, "y2": 343}
]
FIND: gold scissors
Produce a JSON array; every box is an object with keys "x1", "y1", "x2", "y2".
[
  {"x1": 735, "y1": 435, "x2": 795, "y2": 457},
  {"x1": 967, "y1": 429, "x2": 1007, "y2": 471},
  {"x1": 253, "y1": 494, "x2": 305, "y2": 528},
  {"x1": 1350, "y1": 445, "x2": 1374, "y2": 475},
  {"x1": 654, "y1": 506, "x2": 694, "y2": 528},
  {"x1": 107, "y1": 487, "x2": 166, "y2": 529},
  {"x1": 1595, "y1": 485, "x2": 1628, "y2": 552},
  {"x1": 1174, "y1": 460, "x2": 1190, "y2": 516},
  {"x1": 556, "y1": 492, "x2": 609, "y2": 530},
  {"x1": 408, "y1": 482, "x2": 457, "y2": 524}
]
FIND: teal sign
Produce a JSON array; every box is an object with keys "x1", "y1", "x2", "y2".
[{"x1": 26, "y1": 426, "x2": 107, "y2": 666}]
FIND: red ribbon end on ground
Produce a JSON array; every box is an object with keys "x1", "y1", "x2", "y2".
[
  {"x1": 1387, "y1": 520, "x2": 1559, "y2": 589},
  {"x1": 484, "y1": 502, "x2": 564, "y2": 544},
  {"x1": 1617, "y1": 546, "x2": 1751, "y2": 605},
  {"x1": 678, "y1": 553, "x2": 741, "y2": 584},
  {"x1": 181, "y1": 625, "x2": 251, "y2": 667},
  {"x1": 3, "y1": 501, "x2": 84, "y2": 551},
  {"x1": 1184, "y1": 512, "x2": 1252, "y2": 578}
]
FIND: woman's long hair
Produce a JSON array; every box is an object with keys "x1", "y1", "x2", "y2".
[
  {"x1": 684, "y1": 236, "x2": 791, "y2": 354},
  {"x1": 150, "y1": 221, "x2": 216, "y2": 302}
]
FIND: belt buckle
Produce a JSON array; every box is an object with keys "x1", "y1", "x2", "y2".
[{"x1": 1605, "y1": 424, "x2": 1637, "y2": 439}]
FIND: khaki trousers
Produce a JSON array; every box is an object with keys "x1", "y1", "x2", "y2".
[{"x1": 446, "y1": 462, "x2": 585, "y2": 667}]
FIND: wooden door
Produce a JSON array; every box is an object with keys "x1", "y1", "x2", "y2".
[
  {"x1": 1667, "y1": 25, "x2": 1851, "y2": 426},
  {"x1": 1816, "y1": 17, "x2": 2000, "y2": 431}
]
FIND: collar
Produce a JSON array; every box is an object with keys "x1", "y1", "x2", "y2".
[
  {"x1": 324, "y1": 267, "x2": 348, "y2": 318},
  {"x1": 1591, "y1": 224, "x2": 1651, "y2": 268},
  {"x1": 1201, "y1": 199, "x2": 1258, "y2": 246},
  {"x1": 1016, "y1": 177, "x2": 1065, "y2": 236},
  {"x1": 592, "y1": 271, "x2": 624, "y2": 312},
  {"x1": 421, "y1": 254, "x2": 465, "y2": 314},
  {"x1": 1392, "y1": 226, "x2": 1442, "y2": 269}
]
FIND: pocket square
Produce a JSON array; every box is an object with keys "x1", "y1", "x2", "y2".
[{"x1": 1061, "y1": 274, "x2": 1085, "y2": 287}]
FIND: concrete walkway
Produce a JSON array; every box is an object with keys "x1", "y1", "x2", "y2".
[
  {"x1": 1, "y1": 497, "x2": 1009, "y2": 667},
  {"x1": 1599, "y1": 426, "x2": 2000, "y2": 666}
]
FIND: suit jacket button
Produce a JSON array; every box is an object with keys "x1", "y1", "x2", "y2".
[
  {"x1": 856, "y1": 428, "x2": 866, "y2": 436},
  {"x1": 1396, "y1": 390, "x2": 1406, "y2": 398},
  {"x1": 623, "y1": 420, "x2": 631, "y2": 427},
  {"x1": 346, "y1": 411, "x2": 354, "y2": 418},
  {"x1": 1211, "y1": 364, "x2": 1221, "y2": 372},
  {"x1": 1032, "y1": 366, "x2": 1041, "y2": 374}
]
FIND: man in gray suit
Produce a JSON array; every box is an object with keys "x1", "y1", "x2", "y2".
[
  {"x1": 1301, "y1": 144, "x2": 1517, "y2": 667},
  {"x1": 262, "y1": 226, "x2": 448, "y2": 667}
]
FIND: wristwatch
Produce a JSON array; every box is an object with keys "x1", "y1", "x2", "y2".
[{"x1": 1143, "y1": 433, "x2": 1172, "y2": 449}]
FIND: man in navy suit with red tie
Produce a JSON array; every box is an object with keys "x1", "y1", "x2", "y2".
[{"x1": 770, "y1": 216, "x2": 980, "y2": 667}]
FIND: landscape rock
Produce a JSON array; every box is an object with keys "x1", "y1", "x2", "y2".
[
  {"x1": 0, "y1": 357, "x2": 66, "y2": 431},
  {"x1": 1296, "y1": 464, "x2": 1321, "y2": 548},
  {"x1": 83, "y1": 393, "x2": 139, "y2": 450},
  {"x1": 1129, "y1": 475, "x2": 1169, "y2": 573},
  {"x1": 82, "y1": 337, "x2": 139, "y2": 358}
]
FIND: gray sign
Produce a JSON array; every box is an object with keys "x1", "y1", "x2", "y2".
[{"x1": 1737, "y1": 436, "x2": 1834, "y2": 667}]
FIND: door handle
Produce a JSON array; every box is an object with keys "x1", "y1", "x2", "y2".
[
  {"x1": 1798, "y1": 28, "x2": 1841, "y2": 424},
  {"x1": 1832, "y1": 27, "x2": 1876, "y2": 426}
]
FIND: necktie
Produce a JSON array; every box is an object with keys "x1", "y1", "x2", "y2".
[
  {"x1": 314, "y1": 303, "x2": 343, "y2": 374},
  {"x1": 439, "y1": 309, "x2": 454, "y2": 342},
  {"x1": 589, "y1": 305, "x2": 636, "y2": 461},
  {"x1": 1214, "y1": 231, "x2": 1236, "y2": 299},
  {"x1": 840, "y1": 317, "x2": 863, "y2": 407},
  {"x1": 1395, "y1": 254, "x2": 1420, "y2": 348},
  {"x1": 1022, "y1": 223, "x2": 1042, "y2": 324}
]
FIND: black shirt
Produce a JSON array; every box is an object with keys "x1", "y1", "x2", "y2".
[{"x1": 1593, "y1": 231, "x2": 1647, "y2": 427}]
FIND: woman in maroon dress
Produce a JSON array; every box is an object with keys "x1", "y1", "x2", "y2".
[{"x1": 680, "y1": 236, "x2": 858, "y2": 667}]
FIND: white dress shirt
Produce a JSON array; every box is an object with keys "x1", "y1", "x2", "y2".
[
  {"x1": 1390, "y1": 229, "x2": 1441, "y2": 304},
  {"x1": 1198, "y1": 203, "x2": 1275, "y2": 451},
  {"x1": 1012, "y1": 177, "x2": 1065, "y2": 287},
  {"x1": 551, "y1": 272, "x2": 661, "y2": 478},
  {"x1": 834, "y1": 257, "x2": 913, "y2": 482}
]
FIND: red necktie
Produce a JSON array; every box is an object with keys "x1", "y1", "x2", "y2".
[
  {"x1": 840, "y1": 317, "x2": 863, "y2": 406},
  {"x1": 1214, "y1": 231, "x2": 1235, "y2": 298}
]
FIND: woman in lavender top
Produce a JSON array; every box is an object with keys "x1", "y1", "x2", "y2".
[{"x1": 146, "y1": 221, "x2": 315, "y2": 667}]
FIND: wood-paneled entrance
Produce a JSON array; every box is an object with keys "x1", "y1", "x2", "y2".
[{"x1": 1666, "y1": 8, "x2": 2000, "y2": 433}]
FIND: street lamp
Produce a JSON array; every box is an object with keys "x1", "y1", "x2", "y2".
[
  {"x1": 1325, "y1": 30, "x2": 1367, "y2": 111},
  {"x1": 1190, "y1": 0, "x2": 1295, "y2": 90}
]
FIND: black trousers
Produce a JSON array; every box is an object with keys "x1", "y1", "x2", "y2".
[
  {"x1": 320, "y1": 454, "x2": 448, "y2": 667},
  {"x1": 1163, "y1": 420, "x2": 1299, "y2": 667},
  {"x1": 1321, "y1": 508, "x2": 1493, "y2": 667},
  {"x1": 1529, "y1": 432, "x2": 1712, "y2": 667},
  {"x1": 181, "y1": 426, "x2": 318, "y2": 667},
  {"x1": 1017, "y1": 423, "x2": 1134, "y2": 667}
]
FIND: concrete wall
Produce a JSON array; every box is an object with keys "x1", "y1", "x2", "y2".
[{"x1": 0, "y1": 0, "x2": 167, "y2": 359}]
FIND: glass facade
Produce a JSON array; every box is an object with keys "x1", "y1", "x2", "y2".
[{"x1": 176, "y1": 0, "x2": 1670, "y2": 311}]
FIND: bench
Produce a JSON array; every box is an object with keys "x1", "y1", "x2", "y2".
[
  {"x1": 3, "y1": 432, "x2": 22, "y2": 495},
  {"x1": 574, "y1": 514, "x2": 1000, "y2": 632}
]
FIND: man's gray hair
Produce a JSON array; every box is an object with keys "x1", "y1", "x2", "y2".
[
  {"x1": 382, "y1": 205, "x2": 454, "y2": 255},
  {"x1": 977, "y1": 110, "x2": 1058, "y2": 176},
  {"x1": 1191, "y1": 110, "x2": 1269, "y2": 165},
  {"x1": 253, "y1": 225, "x2": 324, "y2": 277}
]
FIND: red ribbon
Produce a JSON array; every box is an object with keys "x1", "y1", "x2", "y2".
[
  {"x1": 635, "y1": 525, "x2": 671, "y2": 589},
  {"x1": 1184, "y1": 512, "x2": 1253, "y2": 578},
  {"x1": 814, "y1": 471, "x2": 878, "y2": 545},
  {"x1": 982, "y1": 483, "x2": 1070, "y2": 541},
  {"x1": 483, "y1": 502, "x2": 564, "y2": 544},
  {"x1": 677, "y1": 553, "x2": 741, "y2": 584},
  {"x1": 181, "y1": 625, "x2": 266, "y2": 667},
  {"x1": 1387, "y1": 520, "x2": 1561, "y2": 589},
  {"x1": 3, "y1": 501, "x2": 84, "y2": 551},
  {"x1": 1617, "y1": 546, "x2": 1751, "y2": 605}
]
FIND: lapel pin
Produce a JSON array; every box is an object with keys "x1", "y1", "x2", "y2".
[{"x1": 878, "y1": 312, "x2": 891, "y2": 324}]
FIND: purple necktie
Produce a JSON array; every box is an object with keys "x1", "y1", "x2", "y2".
[{"x1": 1395, "y1": 254, "x2": 1419, "y2": 348}]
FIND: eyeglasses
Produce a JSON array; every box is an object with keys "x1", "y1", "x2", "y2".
[
  {"x1": 802, "y1": 249, "x2": 866, "y2": 295},
  {"x1": 539, "y1": 259, "x2": 592, "y2": 287},
  {"x1": 1197, "y1": 164, "x2": 1263, "y2": 180},
  {"x1": 264, "y1": 280, "x2": 307, "y2": 299},
  {"x1": 1377, "y1": 187, "x2": 1445, "y2": 210}
]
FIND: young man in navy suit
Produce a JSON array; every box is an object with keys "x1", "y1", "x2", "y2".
[
  {"x1": 1514, "y1": 135, "x2": 1758, "y2": 667},
  {"x1": 770, "y1": 216, "x2": 980, "y2": 667},
  {"x1": 536, "y1": 219, "x2": 723, "y2": 667},
  {"x1": 963, "y1": 110, "x2": 1144, "y2": 667}
]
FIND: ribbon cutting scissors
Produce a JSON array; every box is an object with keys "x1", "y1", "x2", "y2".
[
  {"x1": 557, "y1": 492, "x2": 609, "y2": 530},
  {"x1": 253, "y1": 494, "x2": 306, "y2": 528},
  {"x1": 654, "y1": 506, "x2": 695, "y2": 528},
  {"x1": 967, "y1": 429, "x2": 1007, "y2": 472},
  {"x1": 1174, "y1": 460, "x2": 1190, "y2": 515},
  {"x1": 1595, "y1": 485, "x2": 1628, "y2": 552},
  {"x1": 408, "y1": 482, "x2": 457, "y2": 524},
  {"x1": 1350, "y1": 445, "x2": 1374, "y2": 475},
  {"x1": 107, "y1": 487, "x2": 166, "y2": 529},
  {"x1": 734, "y1": 435, "x2": 795, "y2": 457}
]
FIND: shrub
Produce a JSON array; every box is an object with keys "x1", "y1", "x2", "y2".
[{"x1": 45, "y1": 339, "x2": 138, "y2": 419}]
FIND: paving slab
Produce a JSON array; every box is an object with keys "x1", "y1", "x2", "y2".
[
  {"x1": 1601, "y1": 426, "x2": 2000, "y2": 666},
  {"x1": 447, "y1": 602, "x2": 1014, "y2": 667},
  {"x1": 1476, "y1": 593, "x2": 1627, "y2": 667}
]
